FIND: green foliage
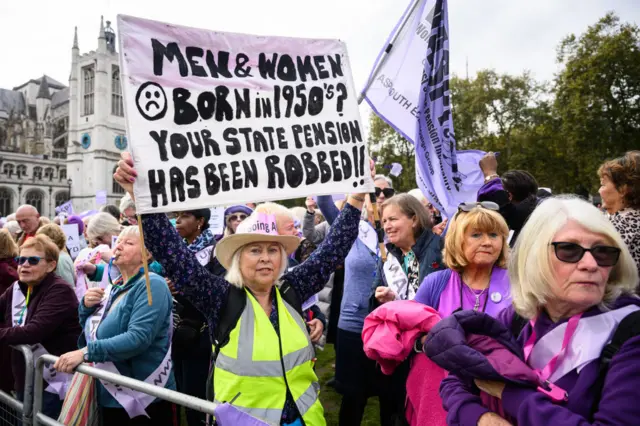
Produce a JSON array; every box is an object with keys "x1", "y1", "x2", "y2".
[{"x1": 368, "y1": 13, "x2": 640, "y2": 195}]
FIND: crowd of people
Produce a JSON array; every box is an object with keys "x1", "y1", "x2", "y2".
[{"x1": 0, "y1": 150, "x2": 639, "y2": 426}]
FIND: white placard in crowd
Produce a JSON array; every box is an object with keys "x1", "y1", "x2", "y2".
[
  {"x1": 209, "y1": 206, "x2": 226, "y2": 236},
  {"x1": 62, "y1": 224, "x2": 81, "y2": 259},
  {"x1": 118, "y1": 15, "x2": 375, "y2": 214}
]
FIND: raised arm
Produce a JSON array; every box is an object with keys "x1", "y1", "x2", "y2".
[
  {"x1": 284, "y1": 199, "x2": 362, "y2": 303},
  {"x1": 113, "y1": 152, "x2": 229, "y2": 329},
  {"x1": 302, "y1": 210, "x2": 328, "y2": 245},
  {"x1": 317, "y1": 195, "x2": 340, "y2": 225}
]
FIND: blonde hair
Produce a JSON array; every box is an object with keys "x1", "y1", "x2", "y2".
[
  {"x1": 225, "y1": 243, "x2": 288, "y2": 289},
  {"x1": 443, "y1": 207, "x2": 510, "y2": 273},
  {"x1": 37, "y1": 224, "x2": 67, "y2": 251},
  {"x1": 510, "y1": 196, "x2": 639, "y2": 319},
  {"x1": 21, "y1": 234, "x2": 60, "y2": 262},
  {"x1": 0, "y1": 228, "x2": 19, "y2": 259}
]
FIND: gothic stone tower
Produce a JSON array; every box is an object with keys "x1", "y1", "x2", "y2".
[{"x1": 67, "y1": 16, "x2": 127, "y2": 212}]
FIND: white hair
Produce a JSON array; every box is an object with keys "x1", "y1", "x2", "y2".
[
  {"x1": 408, "y1": 189, "x2": 427, "y2": 203},
  {"x1": 3, "y1": 220, "x2": 21, "y2": 238},
  {"x1": 374, "y1": 174, "x2": 393, "y2": 188},
  {"x1": 119, "y1": 193, "x2": 136, "y2": 213},
  {"x1": 510, "y1": 196, "x2": 639, "y2": 319},
  {"x1": 117, "y1": 225, "x2": 140, "y2": 242},
  {"x1": 87, "y1": 213, "x2": 122, "y2": 242},
  {"x1": 225, "y1": 243, "x2": 289, "y2": 289},
  {"x1": 289, "y1": 207, "x2": 306, "y2": 224}
]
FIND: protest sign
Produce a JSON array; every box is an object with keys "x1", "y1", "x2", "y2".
[
  {"x1": 62, "y1": 224, "x2": 81, "y2": 259},
  {"x1": 209, "y1": 206, "x2": 225, "y2": 236},
  {"x1": 363, "y1": 0, "x2": 484, "y2": 217},
  {"x1": 96, "y1": 190, "x2": 107, "y2": 206},
  {"x1": 117, "y1": 15, "x2": 375, "y2": 214},
  {"x1": 55, "y1": 200, "x2": 74, "y2": 216}
]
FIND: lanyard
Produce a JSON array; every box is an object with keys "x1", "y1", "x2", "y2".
[
  {"x1": 523, "y1": 313, "x2": 583, "y2": 381},
  {"x1": 17, "y1": 286, "x2": 32, "y2": 326}
]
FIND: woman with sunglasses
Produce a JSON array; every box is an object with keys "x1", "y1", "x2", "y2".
[
  {"x1": 0, "y1": 235, "x2": 81, "y2": 419},
  {"x1": 598, "y1": 151, "x2": 640, "y2": 279},
  {"x1": 440, "y1": 197, "x2": 640, "y2": 426},
  {"x1": 374, "y1": 174, "x2": 396, "y2": 204},
  {"x1": 222, "y1": 205, "x2": 253, "y2": 238}
]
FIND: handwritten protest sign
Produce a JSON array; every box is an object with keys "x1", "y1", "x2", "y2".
[
  {"x1": 62, "y1": 224, "x2": 81, "y2": 259},
  {"x1": 117, "y1": 15, "x2": 374, "y2": 214},
  {"x1": 209, "y1": 206, "x2": 225, "y2": 235},
  {"x1": 55, "y1": 201, "x2": 74, "y2": 216}
]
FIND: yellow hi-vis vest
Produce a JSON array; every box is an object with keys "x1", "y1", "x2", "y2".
[{"x1": 213, "y1": 287, "x2": 325, "y2": 426}]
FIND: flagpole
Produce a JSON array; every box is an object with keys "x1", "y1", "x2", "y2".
[
  {"x1": 357, "y1": 0, "x2": 425, "y2": 105},
  {"x1": 357, "y1": 0, "x2": 424, "y2": 262}
]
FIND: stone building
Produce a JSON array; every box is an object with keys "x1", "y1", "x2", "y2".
[{"x1": 0, "y1": 17, "x2": 127, "y2": 218}]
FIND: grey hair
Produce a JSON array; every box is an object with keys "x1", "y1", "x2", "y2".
[
  {"x1": 119, "y1": 193, "x2": 136, "y2": 213},
  {"x1": 87, "y1": 212, "x2": 122, "y2": 242},
  {"x1": 510, "y1": 195, "x2": 639, "y2": 319},
  {"x1": 117, "y1": 225, "x2": 140, "y2": 242},
  {"x1": 225, "y1": 243, "x2": 289, "y2": 289},
  {"x1": 374, "y1": 174, "x2": 393, "y2": 188},
  {"x1": 408, "y1": 188, "x2": 427, "y2": 203}
]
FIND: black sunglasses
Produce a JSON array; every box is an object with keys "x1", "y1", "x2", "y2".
[
  {"x1": 15, "y1": 256, "x2": 42, "y2": 266},
  {"x1": 227, "y1": 213, "x2": 248, "y2": 223},
  {"x1": 457, "y1": 201, "x2": 500, "y2": 213},
  {"x1": 375, "y1": 188, "x2": 395, "y2": 198},
  {"x1": 551, "y1": 242, "x2": 621, "y2": 267}
]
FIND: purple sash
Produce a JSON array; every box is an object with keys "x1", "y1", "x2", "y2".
[{"x1": 437, "y1": 267, "x2": 511, "y2": 318}]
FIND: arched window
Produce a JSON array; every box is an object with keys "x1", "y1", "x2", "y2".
[
  {"x1": 44, "y1": 167, "x2": 54, "y2": 181},
  {"x1": 17, "y1": 165, "x2": 27, "y2": 177},
  {"x1": 59, "y1": 168, "x2": 67, "y2": 180},
  {"x1": 33, "y1": 167, "x2": 43, "y2": 180},
  {"x1": 55, "y1": 191, "x2": 69, "y2": 207},
  {"x1": 83, "y1": 66, "x2": 95, "y2": 116},
  {"x1": 0, "y1": 187, "x2": 12, "y2": 217},
  {"x1": 112, "y1": 66, "x2": 124, "y2": 117},
  {"x1": 112, "y1": 165, "x2": 125, "y2": 195},
  {"x1": 25, "y1": 189, "x2": 44, "y2": 213},
  {"x1": 2, "y1": 164, "x2": 14, "y2": 176}
]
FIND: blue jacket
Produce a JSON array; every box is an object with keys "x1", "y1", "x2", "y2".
[
  {"x1": 372, "y1": 229, "x2": 445, "y2": 297},
  {"x1": 78, "y1": 270, "x2": 176, "y2": 408}
]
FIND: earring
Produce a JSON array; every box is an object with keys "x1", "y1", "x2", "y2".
[{"x1": 198, "y1": 225, "x2": 201, "y2": 230}]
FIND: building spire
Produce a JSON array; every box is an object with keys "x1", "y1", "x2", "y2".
[
  {"x1": 73, "y1": 26, "x2": 79, "y2": 49},
  {"x1": 99, "y1": 15, "x2": 105, "y2": 39}
]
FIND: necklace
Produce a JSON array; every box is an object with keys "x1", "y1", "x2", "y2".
[{"x1": 459, "y1": 280, "x2": 489, "y2": 312}]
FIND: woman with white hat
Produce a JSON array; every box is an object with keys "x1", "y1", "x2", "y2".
[{"x1": 114, "y1": 152, "x2": 374, "y2": 426}]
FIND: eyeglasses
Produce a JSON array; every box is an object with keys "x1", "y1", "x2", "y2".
[
  {"x1": 15, "y1": 256, "x2": 42, "y2": 266},
  {"x1": 375, "y1": 188, "x2": 395, "y2": 198},
  {"x1": 551, "y1": 242, "x2": 621, "y2": 267},
  {"x1": 457, "y1": 201, "x2": 500, "y2": 213},
  {"x1": 227, "y1": 213, "x2": 248, "y2": 223}
]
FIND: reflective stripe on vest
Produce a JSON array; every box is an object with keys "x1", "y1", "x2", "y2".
[{"x1": 213, "y1": 287, "x2": 325, "y2": 426}]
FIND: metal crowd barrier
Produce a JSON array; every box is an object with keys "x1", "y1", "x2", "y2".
[
  {"x1": 34, "y1": 354, "x2": 219, "y2": 426},
  {"x1": 0, "y1": 345, "x2": 35, "y2": 426}
]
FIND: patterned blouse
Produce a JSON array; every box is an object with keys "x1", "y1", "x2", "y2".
[
  {"x1": 141, "y1": 203, "x2": 361, "y2": 423},
  {"x1": 607, "y1": 208, "x2": 640, "y2": 278}
]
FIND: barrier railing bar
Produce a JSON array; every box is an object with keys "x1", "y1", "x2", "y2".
[
  {"x1": 34, "y1": 354, "x2": 219, "y2": 423},
  {"x1": 35, "y1": 413, "x2": 65, "y2": 426},
  {"x1": 17, "y1": 345, "x2": 35, "y2": 426},
  {"x1": 0, "y1": 390, "x2": 23, "y2": 411}
]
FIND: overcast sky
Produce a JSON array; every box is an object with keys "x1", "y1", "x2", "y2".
[{"x1": 1, "y1": 0, "x2": 638, "y2": 99}]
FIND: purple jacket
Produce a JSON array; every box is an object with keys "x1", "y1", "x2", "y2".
[
  {"x1": 439, "y1": 296, "x2": 640, "y2": 426},
  {"x1": 425, "y1": 311, "x2": 538, "y2": 386}
]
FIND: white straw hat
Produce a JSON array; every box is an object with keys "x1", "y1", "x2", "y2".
[{"x1": 215, "y1": 212, "x2": 300, "y2": 270}]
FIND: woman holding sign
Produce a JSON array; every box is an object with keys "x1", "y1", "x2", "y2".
[{"x1": 114, "y1": 151, "x2": 373, "y2": 426}]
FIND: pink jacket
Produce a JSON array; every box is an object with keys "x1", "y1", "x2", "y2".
[
  {"x1": 362, "y1": 300, "x2": 441, "y2": 374},
  {"x1": 363, "y1": 300, "x2": 447, "y2": 426}
]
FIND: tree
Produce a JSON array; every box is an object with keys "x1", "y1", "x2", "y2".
[
  {"x1": 367, "y1": 114, "x2": 416, "y2": 193},
  {"x1": 555, "y1": 13, "x2": 640, "y2": 191}
]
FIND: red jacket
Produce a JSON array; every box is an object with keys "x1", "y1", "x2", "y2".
[
  {"x1": 0, "y1": 259, "x2": 18, "y2": 392},
  {"x1": 0, "y1": 273, "x2": 81, "y2": 392}
]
